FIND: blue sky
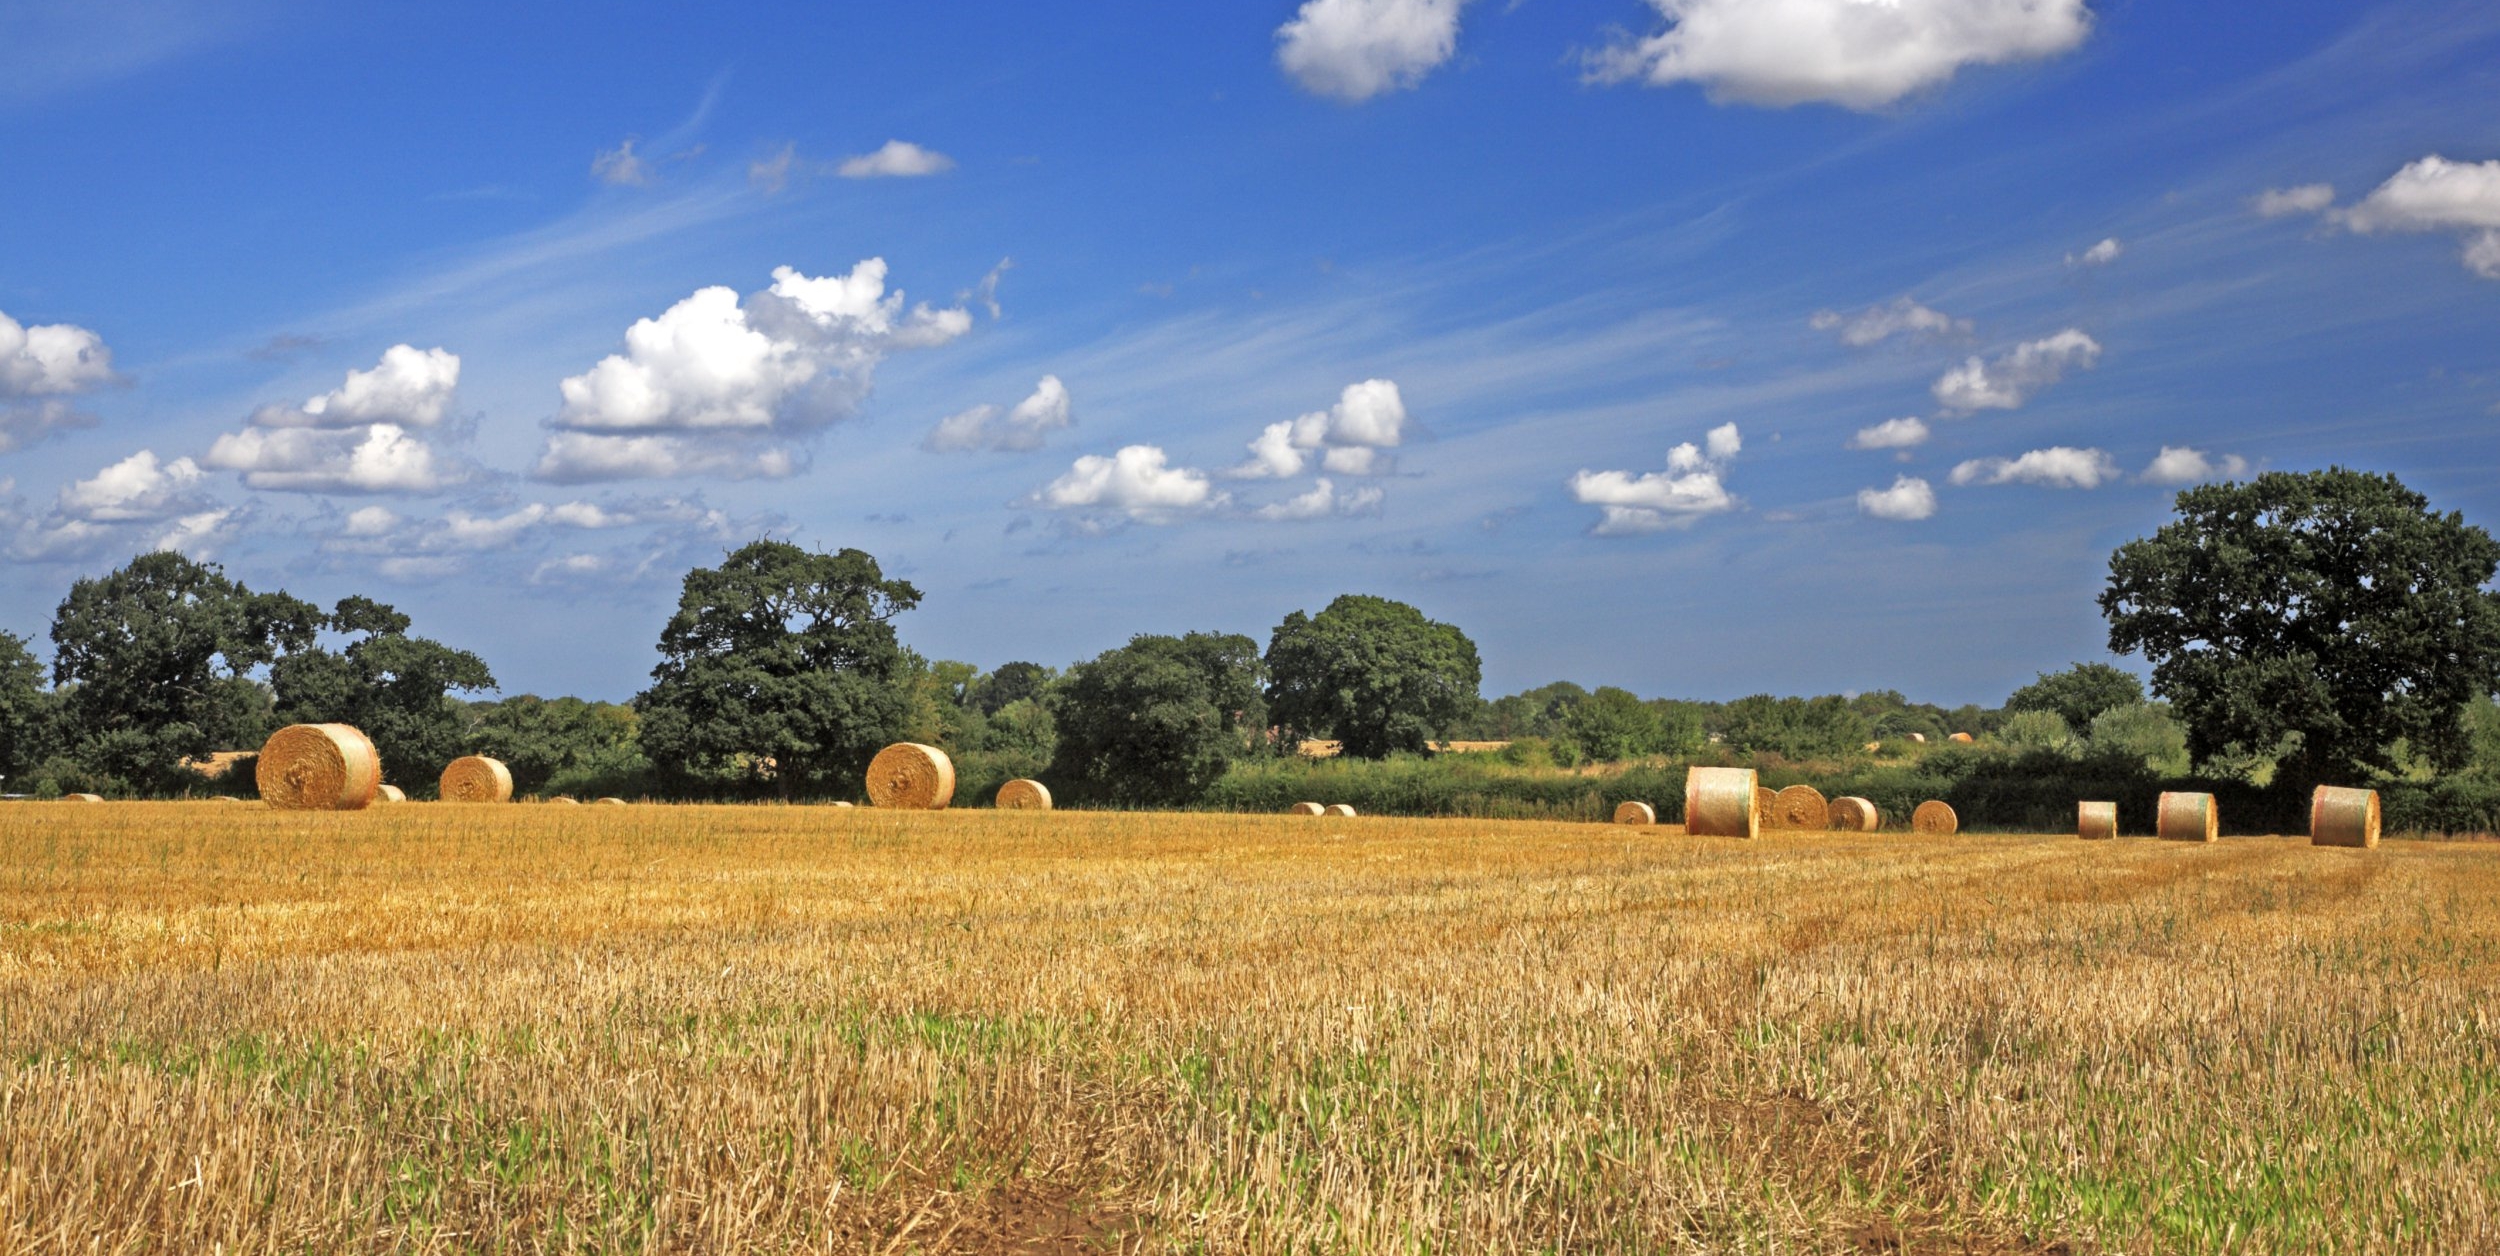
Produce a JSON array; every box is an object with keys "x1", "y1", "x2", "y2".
[{"x1": 3, "y1": 0, "x2": 2496, "y2": 705}]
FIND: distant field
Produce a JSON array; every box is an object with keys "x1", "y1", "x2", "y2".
[{"x1": 2, "y1": 804, "x2": 2494, "y2": 1253}]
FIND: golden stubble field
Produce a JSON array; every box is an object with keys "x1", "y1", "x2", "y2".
[{"x1": 1, "y1": 804, "x2": 2495, "y2": 1254}]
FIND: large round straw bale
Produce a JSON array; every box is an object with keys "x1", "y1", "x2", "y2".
[
  {"x1": 1911, "y1": 800, "x2": 1958, "y2": 835},
  {"x1": 1948, "y1": 731, "x2": 1974, "y2": 743},
  {"x1": 996, "y1": 778, "x2": 1053, "y2": 810},
  {"x1": 1686, "y1": 766, "x2": 1760, "y2": 839},
  {"x1": 866, "y1": 743, "x2": 954, "y2": 810},
  {"x1": 2077, "y1": 801, "x2": 2118, "y2": 841},
  {"x1": 1753, "y1": 786, "x2": 1779, "y2": 825},
  {"x1": 1325, "y1": 803, "x2": 1357, "y2": 817},
  {"x1": 438, "y1": 755, "x2": 514, "y2": 803},
  {"x1": 1614, "y1": 801, "x2": 1656, "y2": 826},
  {"x1": 1828, "y1": 796, "x2": 1880, "y2": 831},
  {"x1": 2156, "y1": 791, "x2": 2217, "y2": 843},
  {"x1": 256, "y1": 723, "x2": 381, "y2": 812},
  {"x1": 63, "y1": 793, "x2": 104, "y2": 803},
  {"x1": 2309, "y1": 785, "x2": 2379, "y2": 849},
  {"x1": 1290, "y1": 801, "x2": 1326, "y2": 816},
  {"x1": 377, "y1": 784, "x2": 407, "y2": 804},
  {"x1": 1773, "y1": 785, "x2": 1830, "y2": 831}
]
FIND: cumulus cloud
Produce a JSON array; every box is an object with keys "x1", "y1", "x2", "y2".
[
  {"x1": 2, "y1": 308, "x2": 115, "y2": 452},
  {"x1": 1276, "y1": 0, "x2": 1466, "y2": 102},
  {"x1": 1948, "y1": 446, "x2": 2118, "y2": 488},
  {"x1": 925, "y1": 375, "x2": 1073, "y2": 453},
  {"x1": 56, "y1": 449, "x2": 210, "y2": 522},
  {"x1": 2253, "y1": 183, "x2": 2334, "y2": 218},
  {"x1": 592, "y1": 137, "x2": 654, "y2": 187},
  {"x1": 1848, "y1": 416, "x2": 1930, "y2": 449},
  {"x1": 1253, "y1": 477, "x2": 1385, "y2": 522},
  {"x1": 1036, "y1": 445, "x2": 1224, "y2": 526},
  {"x1": 205, "y1": 345, "x2": 466, "y2": 493},
  {"x1": 2334, "y1": 156, "x2": 2500, "y2": 279},
  {"x1": 1810, "y1": 297, "x2": 1969, "y2": 347},
  {"x1": 1231, "y1": 378, "x2": 1411, "y2": 479},
  {"x1": 320, "y1": 494, "x2": 744, "y2": 582},
  {"x1": 1567, "y1": 422, "x2": 1742, "y2": 534},
  {"x1": 248, "y1": 344, "x2": 459, "y2": 429},
  {"x1": 535, "y1": 259, "x2": 973, "y2": 482},
  {"x1": 1587, "y1": 0, "x2": 2093, "y2": 110},
  {"x1": 2140, "y1": 446, "x2": 2248, "y2": 485},
  {"x1": 1931, "y1": 329, "x2": 2100, "y2": 411},
  {"x1": 2066, "y1": 237, "x2": 2122, "y2": 267},
  {"x1": 1857, "y1": 475, "x2": 1937, "y2": 520},
  {"x1": 837, "y1": 140, "x2": 954, "y2": 179}
]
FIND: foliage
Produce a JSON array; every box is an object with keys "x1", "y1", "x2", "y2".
[
  {"x1": 635, "y1": 541, "x2": 922, "y2": 799},
  {"x1": 1265, "y1": 595, "x2": 1481, "y2": 759},
  {"x1": 1461, "y1": 681, "x2": 1589, "y2": 741},
  {"x1": 0, "y1": 631, "x2": 57, "y2": 787},
  {"x1": 1995, "y1": 709, "x2": 2079, "y2": 757},
  {"x1": 272, "y1": 596, "x2": 497, "y2": 792},
  {"x1": 970, "y1": 661, "x2": 1054, "y2": 716},
  {"x1": 464, "y1": 695, "x2": 648, "y2": 798},
  {"x1": 47, "y1": 552, "x2": 321, "y2": 794},
  {"x1": 1717, "y1": 694, "x2": 1871, "y2": 760},
  {"x1": 1561, "y1": 686, "x2": 1703, "y2": 761},
  {"x1": 2004, "y1": 662, "x2": 2144, "y2": 733},
  {"x1": 1049, "y1": 632, "x2": 1265, "y2": 806},
  {"x1": 2086, "y1": 702, "x2": 2191, "y2": 774},
  {"x1": 2103, "y1": 469, "x2": 2500, "y2": 792}
]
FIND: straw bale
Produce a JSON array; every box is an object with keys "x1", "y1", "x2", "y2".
[
  {"x1": 1325, "y1": 804, "x2": 1357, "y2": 817},
  {"x1": 2156, "y1": 791, "x2": 2217, "y2": 842},
  {"x1": 2309, "y1": 785, "x2": 2380, "y2": 849},
  {"x1": 1613, "y1": 800, "x2": 1656, "y2": 826},
  {"x1": 63, "y1": 793, "x2": 104, "y2": 803},
  {"x1": 1290, "y1": 801, "x2": 1326, "y2": 816},
  {"x1": 1827, "y1": 796, "x2": 1880, "y2": 831},
  {"x1": 438, "y1": 755, "x2": 514, "y2": 803},
  {"x1": 831, "y1": 801, "x2": 855, "y2": 808},
  {"x1": 1948, "y1": 731, "x2": 1974, "y2": 743},
  {"x1": 1686, "y1": 766, "x2": 1760, "y2": 839},
  {"x1": 2077, "y1": 801, "x2": 2117, "y2": 841},
  {"x1": 1773, "y1": 785, "x2": 1830, "y2": 831},
  {"x1": 1911, "y1": 800, "x2": 1958, "y2": 835},
  {"x1": 1908, "y1": 733, "x2": 1927, "y2": 743},
  {"x1": 1862, "y1": 741, "x2": 1882, "y2": 753},
  {"x1": 594, "y1": 797, "x2": 627, "y2": 806},
  {"x1": 996, "y1": 778, "x2": 1053, "y2": 810},
  {"x1": 866, "y1": 742, "x2": 955, "y2": 810},
  {"x1": 256, "y1": 723, "x2": 382, "y2": 812},
  {"x1": 376, "y1": 784, "x2": 407, "y2": 803},
  {"x1": 548, "y1": 796, "x2": 581, "y2": 805},
  {"x1": 1754, "y1": 787, "x2": 1779, "y2": 826}
]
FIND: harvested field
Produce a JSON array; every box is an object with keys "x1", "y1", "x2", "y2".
[{"x1": 1, "y1": 803, "x2": 2495, "y2": 1253}]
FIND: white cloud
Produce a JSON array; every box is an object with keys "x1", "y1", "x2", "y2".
[
  {"x1": 1275, "y1": 0, "x2": 1466, "y2": 102},
  {"x1": 1587, "y1": 0, "x2": 2092, "y2": 110},
  {"x1": 148, "y1": 509, "x2": 235, "y2": 556},
  {"x1": 749, "y1": 143, "x2": 798, "y2": 194},
  {"x1": 2468, "y1": 232, "x2": 2500, "y2": 281},
  {"x1": 1931, "y1": 328, "x2": 2100, "y2": 411},
  {"x1": 1037, "y1": 445, "x2": 1223, "y2": 524},
  {"x1": 1, "y1": 308, "x2": 115, "y2": 397},
  {"x1": 2066, "y1": 237, "x2": 2122, "y2": 267},
  {"x1": 2253, "y1": 183, "x2": 2334, "y2": 218},
  {"x1": 924, "y1": 375, "x2": 1073, "y2": 453},
  {"x1": 1849, "y1": 416, "x2": 1930, "y2": 450},
  {"x1": 343, "y1": 505, "x2": 400, "y2": 537},
  {"x1": 1811, "y1": 297, "x2": 1970, "y2": 346},
  {"x1": 1857, "y1": 475, "x2": 1937, "y2": 520},
  {"x1": 536, "y1": 259, "x2": 972, "y2": 481},
  {"x1": 1231, "y1": 378, "x2": 1411, "y2": 478},
  {"x1": 836, "y1": 140, "x2": 954, "y2": 179},
  {"x1": 2334, "y1": 156, "x2": 2500, "y2": 280},
  {"x1": 1948, "y1": 446, "x2": 2118, "y2": 488},
  {"x1": 0, "y1": 399, "x2": 98, "y2": 454},
  {"x1": 250, "y1": 344, "x2": 459, "y2": 429},
  {"x1": 205, "y1": 345, "x2": 466, "y2": 494},
  {"x1": 592, "y1": 137, "x2": 654, "y2": 187},
  {"x1": 1253, "y1": 477, "x2": 1384, "y2": 521},
  {"x1": 2140, "y1": 446, "x2": 2248, "y2": 485},
  {"x1": 56, "y1": 449, "x2": 208, "y2": 521},
  {"x1": 1568, "y1": 422, "x2": 1742, "y2": 534}
]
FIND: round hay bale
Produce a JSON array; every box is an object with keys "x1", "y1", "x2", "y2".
[
  {"x1": 1828, "y1": 796, "x2": 1880, "y2": 831},
  {"x1": 63, "y1": 793, "x2": 104, "y2": 803},
  {"x1": 1911, "y1": 800, "x2": 1958, "y2": 835},
  {"x1": 594, "y1": 797, "x2": 627, "y2": 806},
  {"x1": 1753, "y1": 786, "x2": 1779, "y2": 826},
  {"x1": 1613, "y1": 800, "x2": 1656, "y2": 826},
  {"x1": 1948, "y1": 731, "x2": 1974, "y2": 743},
  {"x1": 1686, "y1": 766, "x2": 1760, "y2": 839},
  {"x1": 1290, "y1": 801, "x2": 1326, "y2": 816},
  {"x1": 831, "y1": 800, "x2": 856, "y2": 809},
  {"x1": 1773, "y1": 785, "x2": 1830, "y2": 831},
  {"x1": 548, "y1": 796, "x2": 581, "y2": 806},
  {"x1": 996, "y1": 778, "x2": 1053, "y2": 811},
  {"x1": 2156, "y1": 791, "x2": 2217, "y2": 843},
  {"x1": 376, "y1": 784, "x2": 407, "y2": 804},
  {"x1": 256, "y1": 723, "x2": 382, "y2": 812},
  {"x1": 866, "y1": 743, "x2": 954, "y2": 810},
  {"x1": 1325, "y1": 804, "x2": 1357, "y2": 818},
  {"x1": 438, "y1": 755, "x2": 513, "y2": 803},
  {"x1": 1908, "y1": 733, "x2": 1927, "y2": 744},
  {"x1": 2077, "y1": 801, "x2": 2118, "y2": 841},
  {"x1": 2310, "y1": 785, "x2": 2379, "y2": 849}
]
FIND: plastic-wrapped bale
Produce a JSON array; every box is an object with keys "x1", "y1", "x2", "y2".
[
  {"x1": 2157, "y1": 791, "x2": 2218, "y2": 843},
  {"x1": 377, "y1": 784, "x2": 407, "y2": 804},
  {"x1": 439, "y1": 755, "x2": 513, "y2": 803},
  {"x1": 1325, "y1": 804, "x2": 1357, "y2": 818},
  {"x1": 2078, "y1": 801, "x2": 2118, "y2": 841},
  {"x1": 1827, "y1": 796, "x2": 1880, "y2": 831},
  {"x1": 865, "y1": 743, "x2": 955, "y2": 809},
  {"x1": 1290, "y1": 801, "x2": 1326, "y2": 816},
  {"x1": 1754, "y1": 787, "x2": 1780, "y2": 827},
  {"x1": 2310, "y1": 785, "x2": 2380, "y2": 849},
  {"x1": 1686, "y1": 766, "x2": 1760, "y2": 839},
  {"x1": 1613, "y1": 801, "x2": 1656, "y2": 826},
  {"x1": 256, "y1": 724, "x2": 382, "y2": 812},
  {"x1": 1774, "y1": 785, "x2": 1830, "y2": 831},
  {"x1": 1911, "y1": 800, "x2": 1958, "y2": 835},
  {"x1": 995, "y1": 778, "x2": 1053, "y2": 810}
]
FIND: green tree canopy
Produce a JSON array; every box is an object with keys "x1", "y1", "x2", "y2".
[
  {"x1": 1718, "y1": 694, "x2": 1871, "y2": 760},
  {"x1": 2005, "y1": 662, "x2": 2144, "y2": 733},
  {"x1": 1048, "y1": 632, "x2": 1264, "y2": 806},
  {"x1": 971, "y1": 661, "x2": 1054, "y2": 715},
  {"x1": 48, "y1": 552, "x2": 321, "y2": 792},
  {"x1": 1562, "y1": 686, "x2": 1667, "y2": 762},
  {"x1": 1265, "y1": 595, "x2": 1481, "y2": 759},
  {"x1": 272, "y1": 595, "x2": 496, "y2": 791},
  {"x1": 0, "y1": 631, "x2": 57, "y2": 787},
  {"x1": 2102, "y1": 469, "x2": 2500, "y2": 790},
  {"x1": 463, "y1": 695, "x2": 646, "y2": 797},
  {"x1": 635, "y1": 540, "x2": 922, "y2": 799}
]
